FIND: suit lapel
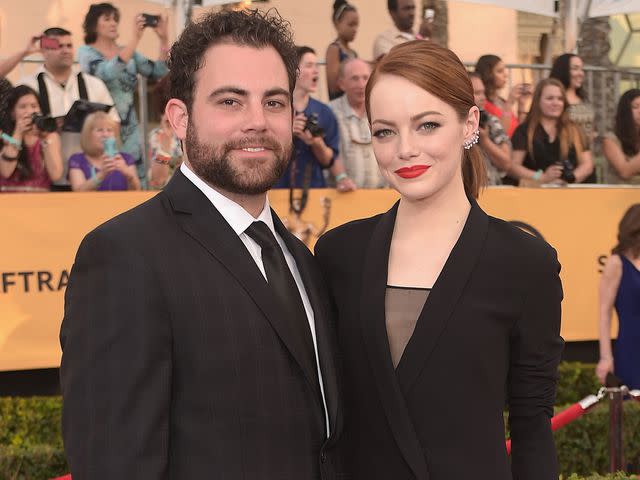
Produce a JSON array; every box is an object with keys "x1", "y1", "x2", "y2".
[
  {"x1": 395, "y1": 200, "x2": 488, "y2": 396},
  {"x1": 163, "y1": 171, "x2": 324, "y2": 411},
  {"x1": 360, "y1": 202, "x2": 429, "y2": 480},
  {"x1": 273, "y1": 214, "x2": 342, "y2": 442}
]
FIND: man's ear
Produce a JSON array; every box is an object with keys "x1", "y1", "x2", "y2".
[{"x1": 165, "y1": 98, "x2": 189, "y2": 140}]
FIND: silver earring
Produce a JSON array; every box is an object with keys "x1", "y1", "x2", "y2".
[{"x1": 463, "y1": 130, "x2": 479, "y2": 150}]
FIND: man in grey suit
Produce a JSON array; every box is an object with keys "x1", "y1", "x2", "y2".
[{"x1": 60, "y1": 9, "x2": 342, "y2": 479}]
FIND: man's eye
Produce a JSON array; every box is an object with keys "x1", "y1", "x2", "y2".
[{"x1": 220, "y1": 99, "x2": 239, "y2": 106}]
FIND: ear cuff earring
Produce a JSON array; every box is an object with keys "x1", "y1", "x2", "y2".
[{"x1": 463, "y1": 130, "x2": 480, "y2": 150}]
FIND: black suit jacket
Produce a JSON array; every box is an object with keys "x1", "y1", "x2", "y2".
[
  {"x1": 60, "y1": 170, "x2": 343, "y2": 479},
  {"x1": 315, "y1": 200, "x2": 564, "y2": 480}
]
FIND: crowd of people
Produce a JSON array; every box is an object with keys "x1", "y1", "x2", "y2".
[{"x1": 2, "y1": 0, "x2": 640, "y2": 194}]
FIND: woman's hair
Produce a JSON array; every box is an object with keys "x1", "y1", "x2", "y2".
[
  {"x1": 366, "y1": 40, "x2": 487, "y2": 199},
  {"x1": 614, "y1": 88, "x2": 640, "y2": 156},
  {"x1": 549, "y1": 53, "x2": 586, "y2": 100},
  {"x1": 80, "y1": 111, "x2": 120, "y2": 156},
  {"x1": 333, "y1": 0, "x2": 356, "y2": 23},
  {"x1": 1, "y1": 85, "x2": 40, "y2": 179},
  {"x1": 474, "y1": 54, "x2": 501, "y2": 100},
  {"x1": 83, "y1": 2, "x2": 120, "y2": 44},
  {"x1": 524, "y1": 78, "x2": 582, "y2": 162},
  {"x1": 612, "y1": 203, "x2": 640, "y2": 258}
]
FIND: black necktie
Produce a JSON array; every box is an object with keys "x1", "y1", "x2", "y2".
[{"x1": 245, "y1": 221, "x2": 319, "y2": 388}]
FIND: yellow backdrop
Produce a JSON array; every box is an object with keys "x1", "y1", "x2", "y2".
[{"x1": 0, "y1": 187, "x2": 637, "y2": 371}]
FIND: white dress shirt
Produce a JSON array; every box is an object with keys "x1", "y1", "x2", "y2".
[{"x1": 180, "y1": 162, "x2": 330, "y2": 436}]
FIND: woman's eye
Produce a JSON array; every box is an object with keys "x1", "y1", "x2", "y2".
[
  {"x1": 418, "y1": 121, "x2": 440, "y2": 132},
  {"x1": 372, "y1": 128, "x2": 394, "y2": 138}
]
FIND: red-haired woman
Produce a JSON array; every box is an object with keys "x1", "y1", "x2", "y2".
[
  {"x1": 507, "y1": 78, "x2": 594, "y2": 185},
  {"x1": 315, "y1": 41, "x2": 563, "y2": 479}
]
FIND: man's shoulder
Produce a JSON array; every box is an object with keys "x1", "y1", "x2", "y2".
[
  {"x1": 308, "y1": 97, "x2": 337, "y2": 123},
  {"x1": 16, "y1": 73, "x2": 40, "y2": 90}
]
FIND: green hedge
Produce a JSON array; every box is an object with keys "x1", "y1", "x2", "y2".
[{"x1": 0, "y1": 362, "x2": 637, "y2": 478}]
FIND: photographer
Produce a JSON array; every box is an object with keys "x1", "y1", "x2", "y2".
[
  {"x1": 275, "y1": 46, "x2": 352, "y2": 190},
  {"x1": 0, "y1": 86, "x2": 63, "y2": 192},
  {"x1": 469, "y1": 72, "x2": 511, "y2": 185},
  {"x1": 19, "y1": 27, "x2": 119, "y2": 191},
  {"x1": 506, "y1": 78, "x2": 593, "y2": 186}
]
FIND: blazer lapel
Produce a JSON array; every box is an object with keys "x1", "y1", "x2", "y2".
[
  {"x1": 360, "y1": 202, "x2": 429, "y2": 480},
  {"x1": 395, "y1": 200, "x2": 489, "y2": 396},
  {"x1": 273, "y1": 214, "x2": 342, "y2": 442},
  {"x1": 163, "y1": 171, "x2": 323, "y2": 407}
]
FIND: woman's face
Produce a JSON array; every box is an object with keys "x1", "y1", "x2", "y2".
[
  {"x1": 96, "y1": 12, "x2": 119, "y2": 41},
  {"x1": 369, "y1": 74, "x2": 477, "y2": 202},
  {"x1": 569, "y1": 56, "x2": 585, "y2": 90},
  {"x1": 91, "y1": 121, "x2": 115, "y2": 152},
  {"x1": 630, "y1": 96, "x2": 640, "y2": 128},
  {"x1": 491, "y1": 61, "x2": 508, "y2": 89},
  {"x1": 335, "y1": 10, "x2": 359, "y2": 43},
  {"x1": 12, "y1": 94, "x2": 41, "y2": 129},
  {"x1": 539, "y1": 85, "x2": 565, "y2": 119}
]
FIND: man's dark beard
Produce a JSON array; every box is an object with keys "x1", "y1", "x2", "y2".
[{"x1": 185, "y1": 122, "x2": 292, "y2": 195}]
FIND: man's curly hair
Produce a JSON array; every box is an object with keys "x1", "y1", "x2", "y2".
[{"x1": 168, "y1": 9, "x2": 297, "y2": 112}]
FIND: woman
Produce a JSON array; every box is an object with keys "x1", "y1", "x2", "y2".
[
  {"x1": 596, "y1": 204, "x2": 640, "y2": 389},
  {"x1": 68, "y1": 111, "x2": 140, "y2": 191},
  {"x1": 315, "y1": 40, "x2": 563, "y2": 479},
  {"x1": 602, "y1": 89, "x2": 640, "y2": 184},
  {"x1": 325, "y1": 0, "x2": 359, "y2": 100},
  {"x1": 0, "y1": 85, "x2": 63, "y2": 192},
  {"x1": 475, "y1": 54, "x2": 531, "y2": 137},
  {"x1": 78, "y1": 2, "x2": 169, "y2": 183},
  {"x1": 550, "y1": 53, "x2": 596, "y2": 153},
  {"x1": 148, "y1": 76, "x2": 182, "y2": 189},
  {"x1": 507, "y1": 78, "x2": 594, "y2": 185}
]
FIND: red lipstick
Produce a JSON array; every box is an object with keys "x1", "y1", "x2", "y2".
[{"x1": 394, "y1": 165, "x2": 431, "y2": 179}]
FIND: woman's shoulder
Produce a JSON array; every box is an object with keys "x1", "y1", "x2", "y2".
[
  {"x1": 68, "y1": 152, "x2": 88, "y2": 167},
  {"x1": 120, "y1": 151, "x2": 136, "y2": 165},
  {"x1": 316, "y1": 211, "x2": 388, "y2": 256}
]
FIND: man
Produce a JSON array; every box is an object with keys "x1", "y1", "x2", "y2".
[
  {"x1": 274, "y1": 46, "x2": 354, "y2": 191},
  {"x1": 469, "y1": 72, "x2": 512, "y2": 185},
  {"x1": 329, "y1": 58, "x2": 385, "y2": 189},
  {"x1": 373, "y1": 0, "x2": 431, "y2": 60},
  {"x1": 60, "y1": 9, "x2": 342, "y2": 480},
  {"x1": 19, "y1": 27, "x2": 118, "y2": 190}
]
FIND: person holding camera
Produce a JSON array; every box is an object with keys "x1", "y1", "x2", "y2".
[
  {"x1": 506, "y1": 78, "x2": 593, "y2": 186},
  {"x1": 68, "y1": 111, "x2": 140, "y2": 191},
  {"x1": 19, "y1": 27, "x2": 119, "y2": 191},
  {"x1": 0, "y1": 85, "x2": 63, "y2": 192},
  {"x1": 275, "y1": 46, "x2": 354, "y2": 191},
  {"x1": 78, "y1": 2, "x2": 169, "y2": 186}
]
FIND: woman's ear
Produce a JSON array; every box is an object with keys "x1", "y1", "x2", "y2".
[{"x1": 464, "y1": 105, "x2": 480, "y2": 139}]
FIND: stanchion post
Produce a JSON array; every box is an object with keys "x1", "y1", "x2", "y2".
[{"x1": 608, "y1": 387, "x2": 624, "y2": 472}]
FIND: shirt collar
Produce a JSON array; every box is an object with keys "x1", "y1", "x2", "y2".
[
  {"x1": 179, "y1": 162, "x2": 276, "y2": 237},
  {"x1": 37, "y1": 65, "x2": 78, "y2": 84},
  {"x1": 391, "y1": 25, "x2": 416, "y2": 41}
]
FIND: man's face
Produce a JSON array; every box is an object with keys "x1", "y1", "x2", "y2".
[
  {"x1": 296, "y1": 52, "x2": 319, "y2": 95},
  {"x1": 42, "y1": 35, "x2": 74, "y2": 70},
  {"x1": 391, "y1": 0, "x2": 416, "y2": 32},
  {"x1": 182, "y1": 43, "x2": 293, "y2": 195},
  {"x1": 338, "y1": 59, "x2": 371, "y2": 107}
]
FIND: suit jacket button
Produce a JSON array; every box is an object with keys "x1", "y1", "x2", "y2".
[{"x1": 320, "y1": 452, "x2": 327, "y2": 463}]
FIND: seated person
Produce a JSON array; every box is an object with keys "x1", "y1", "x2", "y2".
[
  {"x1": 0, "y1": 85, "x2": 63, "y2": 192},
  {"x1": 602, "y1": 88, "x2": 640, "y2": 184},
  {"x1": 506, "y1": 78, "x2": 593, "y2": 185},
  {"x1": 68, "y1": 111, "x2": 140, "y2": 191}
]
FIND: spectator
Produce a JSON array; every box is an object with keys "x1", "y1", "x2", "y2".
[
  {"x1": 19, "y1": 27, "x2": 119, "y2": 191},
  {"x1": 597, "y1": 203, "x2": 640, "y2": 390},
  {"x1": 469, "y1": 72, "x2": 511, "y2": 185},
  {"x1": 68, "y1": 111, "x2": 140, "y2": 191},
  {"x1": 602, "y1": 89, "x2": 640, "y2": 184},
  {"x1": 0, "y1": 35, "x2": 41, "y2": 120},
  {"x1": 326, "y1": 0, "x2": 359, "y2": 100},
  {"x1": 475, "y1": 54, "x2": 531, "y2": 137},
  {"x1": 372, "y1": 0, "x2": 431, "y2": 61},
  {"x1": 329, "y1": 58, "x2": 385, "y2": 188},
  {"x1": 147, "y1": 76, "x2": 182, "y2": 189},
  {"x1": 0, "y1": 85, "x2": 63, "y2": 192},
  {"x1": 274, "y1": 46, "x2": 340, "y2": 189},
  {"x1": 507, "y1": 78, "x2": 593, "y2": 185},
  {"x1": 78, "y1": 2, "x2": 169, "y2": 184}
]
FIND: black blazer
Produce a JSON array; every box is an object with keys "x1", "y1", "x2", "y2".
[
  {"x1": 60, "y1": 170, "x2": 343, "y2": 480},
  {"x1": 315, "y1": 200, "x2": 564, "y2": 480}
]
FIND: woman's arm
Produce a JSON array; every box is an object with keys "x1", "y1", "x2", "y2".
[
  {"x1": 596, "y1": 254, "x2": 622, "y2": 384},
  {"x1": 325, "y1": 44, "x2": 341, "y2": 98},
  {"x1": 602, "y1": 136, "x2": 640, "y2": 180},
  {"x1": 508, "y1": 149, "x2": 562, "y2": 184},
  {"x1": 41, "y1": 132, "x2": 63, "y2": 182},
  {"x1": 0, "y1": 146, "x2": 19, "y2": 178},
  {"x1": 478, "y1": 127, "x2": 511, "y2": 172},
  {"x1": 573, "y1": 149, "x2": 594, "y2": 183}
]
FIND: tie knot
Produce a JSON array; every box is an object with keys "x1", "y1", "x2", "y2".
[{"x1": 245, "y1": 221, "x2": 279, "y2": 250}]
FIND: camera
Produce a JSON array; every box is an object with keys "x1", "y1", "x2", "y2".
[
  {"x1": 479, "y1": 110, "x2": 489, "y2": 129},
  {"x1": 31, "y1": 113, "x2": 57, "y2": 133},
  {"x1": 558, "y1": 159, "x2": 576, "y2": 184},
  {"x1": 304, "y1": 113, "x2": 324, "y2": 137},
  {"x1": 142, "y1": 13, "x2": 160, "y2": 28}
]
